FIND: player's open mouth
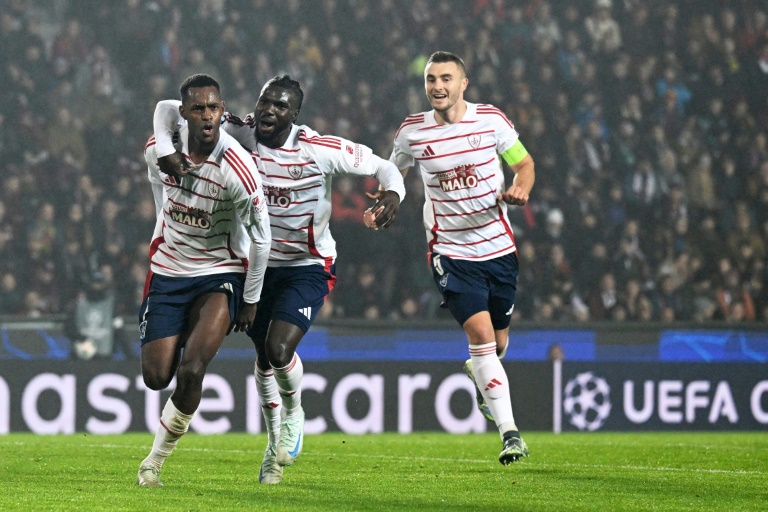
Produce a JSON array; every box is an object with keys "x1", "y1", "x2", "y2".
[
  {"x1": 259, "y1": 119, "x2": 275, "y2": 131},
  {"x1": 202, "y1": 123, "x2": 214, "y2": 135}
]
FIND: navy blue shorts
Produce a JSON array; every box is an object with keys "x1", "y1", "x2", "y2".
[
  {"x1": 430, "y1": 251, "x2": 518, "y2": 329},
  {"x1": 247, "y1": 264, "x2": 336, "y2": 342},
  {"x1": 138, "y1": 272, "x2": 244, "y2": 345}
]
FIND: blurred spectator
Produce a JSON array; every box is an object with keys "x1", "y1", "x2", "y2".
[
  {"x1": 547, "y1": 343, "x2": 564, "y2": 361},
  {"x1": 715, "y1": 268, "x2": 756, "y2": 322},
  {"x1": 727, "y1": 205, "x2": 765, "y2": 262},
  {"x1": 0, "y1": 273, "x2": 21, "y2": 314},
  {"x1": 586, "y1": 272, "x2": 619, "y2": 320},
  {"x1": 27, "y1": 202, "x2": 58, "y2": 259},
  {"x1": 179, "y1": 48, "x2": 220, "y2": 85},
  {"x1": 335, "y1": 263, "x2": 382, "y2": 320},
  {"x1": 625, "y1": 158, "x2": 666, "y2": 219},
  {"x1": 51, "y1": 18, "x2": 89, "y2": 80},
  {"x1": 653, "y1": 273, "x2": 687, "y2": 321},
  {"x1": 575, "y1": 241, "x2": 609, "y2": 292},
  {"x1": 46, "y1": 106, "x2": 88, "y2": 171},
  {"x1": 612, "y1": 234, "x2": 651, "y2": 287},
  {"x1": 686, "y1": 153, "x2": 718, "y2": 219},
  {"x1": 584, "y1": 0, "x2": 622, "y2": 55},
  {"x1": 540, "y1": 243, "x2": 573, "y2": 300},
  {"x1": 515, "y1": 240, "x2": 541, "y2": 319},
  {"x1": 621, "y1": 278, "x2": 649, "y2": 321}
]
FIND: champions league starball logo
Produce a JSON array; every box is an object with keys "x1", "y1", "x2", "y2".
[{"x1": 563, "y1": 372, "x2": 612, "y2": 431}]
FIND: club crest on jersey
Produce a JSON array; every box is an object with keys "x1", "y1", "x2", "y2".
[
  {"x1": 288, "y1": 165, "x2": 303, "y2": 179},
  {"x1": 468, "y1": 133, "x2": 482, "y2": 148},
  {"x1": 170, "y1": 204, "x2": 211, "y2": 229},
  {"x1": 439, "y1": 274, "x2": 449, "y2": 288},
  {"x1": 208, "y1": 182, "x2": 219, "y2": 198},
  {"x1": 264, "y1": 185, "x2": 292, "y2": 208},
  {"x1": 437, "y1": 164, "x2": 479, "y2": 192}
]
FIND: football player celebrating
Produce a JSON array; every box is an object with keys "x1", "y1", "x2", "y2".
[
  {"x1": 386, "y1": 52, "x2": 535, "y2": 465},
  {"x1": 152, "y1": 75, "x2": 405, "y2": 483},
  {"x1": 137, "y1": 74, "x2": 271, "y2": 486}
]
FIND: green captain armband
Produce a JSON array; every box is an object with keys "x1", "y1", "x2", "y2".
[{"x1": 501, "y1": 140, "x2": 529, "y2": 166}]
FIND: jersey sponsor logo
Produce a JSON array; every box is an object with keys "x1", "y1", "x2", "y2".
[
  {"x1": 288, "y1": 165, "x2": 303, "y2": 179},
  {"x1": 468, "y1": 133, "x2": 482, "y2": 149},
  {"x1": 170, "y1": 205, "x2": 211, "y2": 229},
  {"x1": 353, "y1": 143, "x2": 363, "y2": 167},
  {"x1": 264, "y1": 185, "x2": 292, "y2": 208},
  {"x1": 436, "y1": 164, "x2": 479, "y2": 192}
]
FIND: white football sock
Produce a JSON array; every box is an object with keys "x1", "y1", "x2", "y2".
[
  {"x1": 255, "y1": 362, "x2": 282, "y2": 444},
  {"x1": 274, "y1": 353, "x2": 303, "y2": 417},
  {"x1": 142, "y1": 397, "x2": 194, "y2": 470},
  {"x1": 469, "y1": 342, "x2": 518, "y2": 437}
]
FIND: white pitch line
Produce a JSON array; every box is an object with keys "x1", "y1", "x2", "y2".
[{"x1": 554, "y1": 461, "x2": 766, "y2": 476}]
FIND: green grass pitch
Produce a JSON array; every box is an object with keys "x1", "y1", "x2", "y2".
[{"x1": 2, "y1": 432, "x2": 766, "y2": 511}]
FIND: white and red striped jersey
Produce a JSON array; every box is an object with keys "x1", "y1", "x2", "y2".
[
  {"x1": 144, "y1": 127, "x2": 271, "y2": 302},
  {"x1": 228, "y1": 121, "x2": 404, "y2": 268},
  {"x1": 152, "y1": 100, "x2": 406, "y2": 270},
  {"x1": 390, "y1": 102, "x2": 520, "y2": 261}
]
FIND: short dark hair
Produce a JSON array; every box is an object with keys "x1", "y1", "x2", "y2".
[
  {"x1": 179, "y1": 74, "x2": 220, "y2": 101},
  {"x1": 426, "y1": 51, "x2": 467, "y2": 77},
  {"x1": 264, "y1": 75, "x2": 304, "y2": 111}
]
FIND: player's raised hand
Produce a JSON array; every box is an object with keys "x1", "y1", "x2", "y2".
[
  {"x1": 499, "y1": 185, "x2": 529, "y2": 206},
  {"x1": 363, "y1": 190, "x2": 400, "y2": 230},
  {"x1": 158, "y1": 151, "x2": 190, "y2": 179}
]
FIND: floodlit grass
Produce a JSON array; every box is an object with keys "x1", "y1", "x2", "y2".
[{"x1": 1, "y1": 432, "x2": 766, "y2": 511}]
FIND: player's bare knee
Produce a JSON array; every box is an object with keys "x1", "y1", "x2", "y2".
[
  {"x1": 143, "y1": 371, "x2": 173, "y2": 391},
  {"x1": 267, "y1": 345, "x2": 293, "y2": 369},
  {"x1": 175, "y1": 360, "x2": 207, "y2": 387}
]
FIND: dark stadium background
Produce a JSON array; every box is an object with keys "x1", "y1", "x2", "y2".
[{"x1": 0, "y1": 0, "x2": 766, "y2": 362}]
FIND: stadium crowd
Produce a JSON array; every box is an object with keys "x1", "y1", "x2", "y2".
[{"x1": 0, "y1": 0, "x2": 767, "y2": 325}]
